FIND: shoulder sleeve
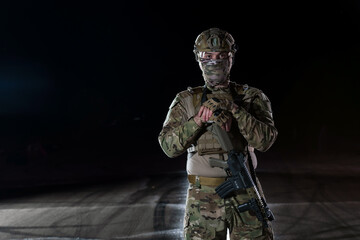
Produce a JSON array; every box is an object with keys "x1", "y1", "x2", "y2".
[
  {"x1": 232, "y1": 88, "x2": 278, "y2": 152},
  {"x1": 158, "y1": 93, "x2": 203, "y2": 158}
]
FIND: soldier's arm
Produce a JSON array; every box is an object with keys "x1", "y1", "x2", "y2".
[
  {"x1": 232, "y1": 91, "x2": 278, "y2": 152},
  {"x1": 158, "y1": 94, "x2": 203, "y2": 158}
]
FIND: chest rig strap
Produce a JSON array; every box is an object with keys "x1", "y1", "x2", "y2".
[{"x1": 201, "y1": 85, "x2": 212, "y2": 104}]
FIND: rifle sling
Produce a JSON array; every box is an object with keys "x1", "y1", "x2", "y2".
[{"x1": 247, "y1": 147, "x2": 259, "y2": 189}]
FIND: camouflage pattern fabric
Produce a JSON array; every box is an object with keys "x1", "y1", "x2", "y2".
[
  {"x1": 158, "y1": 82, "x2": 278, "y2": 157},
  {"x1": 193, "y1": 28, "x2": 237, "y2": 62},
  {"x1": 199, "y1": 58, "x2": 232, "y2": 87},
  {"x1": 193, "y1": 28, "x2": 236, "y2": 53},
  {"x1": 158, "y1": 86, "x2": 203, "y2": 158},
  {"x1": 184, "y1": 183, "x2": 274, "y2": 240}
]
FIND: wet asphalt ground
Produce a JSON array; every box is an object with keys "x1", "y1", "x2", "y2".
[{"x1": 0, "y1": 166, "x2": 359, "y2": 240}]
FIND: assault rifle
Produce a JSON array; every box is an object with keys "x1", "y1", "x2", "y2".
[{"x1": 207, "y1": 123, "x2": 275, "y2": 228}]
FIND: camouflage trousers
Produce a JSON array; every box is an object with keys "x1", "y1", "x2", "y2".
[{"x1": 183, "y1": 182, "x2": 274, "y2": 240}]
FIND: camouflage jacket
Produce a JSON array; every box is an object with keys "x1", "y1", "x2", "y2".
[{"x1": 158, "y1": 82, "x2": 278, "y2": 159}]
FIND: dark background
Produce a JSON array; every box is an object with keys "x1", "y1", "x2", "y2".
[{"x1": 0, "y1": 1, "x2": 359, "y2": 187}]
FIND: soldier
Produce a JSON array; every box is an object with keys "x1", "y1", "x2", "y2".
[{"x1": 158, "y1": 28, "x2": 278, "y2": 240}]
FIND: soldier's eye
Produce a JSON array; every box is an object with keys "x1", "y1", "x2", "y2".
[{"x1": 220, "y1": 53, "x2": 228, "y2": 59}]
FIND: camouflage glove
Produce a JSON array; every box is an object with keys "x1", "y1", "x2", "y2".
[
  {"x1": 209, "y1": 109, "x2": 232, "y2": 127},
  {"x1": 202, "y1": 97, "x2": 234, "y2": 112}
]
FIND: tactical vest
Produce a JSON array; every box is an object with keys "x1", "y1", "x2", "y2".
[{"x1": 186, "y1": 83, "x2": 248, "y2": 156}]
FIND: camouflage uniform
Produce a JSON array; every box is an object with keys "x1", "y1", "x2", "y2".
[
  {"x1": 158, "y1": 28, "x2": 278, "y2": 240},
  {"x1": 185, "y1": 184, "x2": 274, "y2": 240}
]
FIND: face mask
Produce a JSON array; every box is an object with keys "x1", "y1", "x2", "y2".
[{"x1": 199, "y1": 58, "x2": 232, "y2": 87}]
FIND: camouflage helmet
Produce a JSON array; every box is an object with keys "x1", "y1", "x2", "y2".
[{"x1": 193, "y1": 28, "x2": 238, "y2": 61}]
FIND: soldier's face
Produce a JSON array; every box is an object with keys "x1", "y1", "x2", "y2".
[{"x1": 198, "y1": 51, "x2": 233, "y2": 87}]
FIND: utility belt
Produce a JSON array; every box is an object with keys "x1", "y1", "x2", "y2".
[
  {"x1": 187, "y1": 175, "x2": 226, "y2": 187},
  {"x1": 187, "y1": 175, "x2": 249, "y2": 196}
]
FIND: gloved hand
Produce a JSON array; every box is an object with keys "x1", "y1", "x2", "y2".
[
  {"x1": 209, "y1": 109, "x2": 233, "y2": 132},
  {"x1": 202, "y1": 97, "x2": 234, "y2": 112},
  {"x1": 194, "y1": 98, "x2": 236, "y2": 130}
]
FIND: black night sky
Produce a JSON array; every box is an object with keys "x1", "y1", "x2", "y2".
[{"x1": 0, "y1": 1, "x2": 359, "y2": 188}]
